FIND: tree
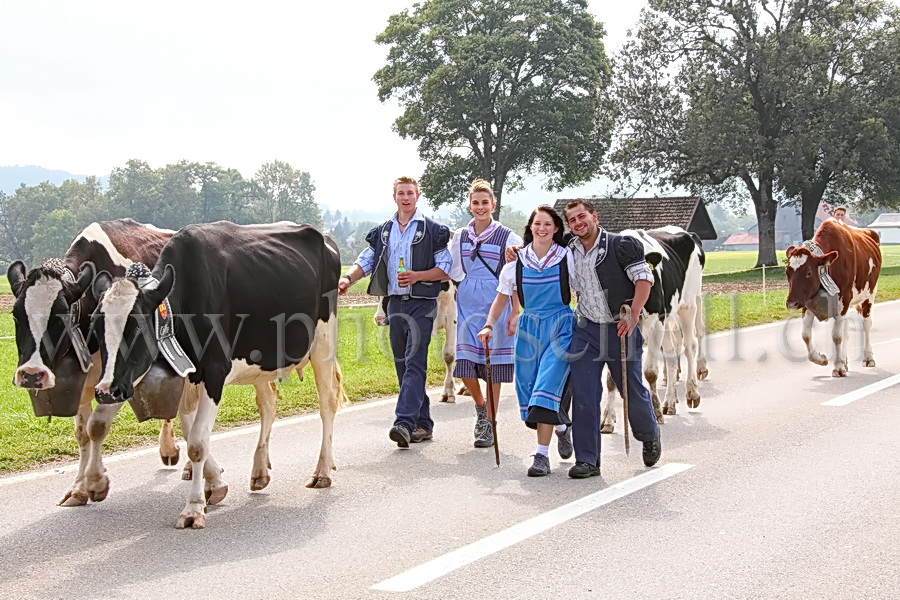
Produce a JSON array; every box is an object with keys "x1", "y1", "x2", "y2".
[
  {"x1": 0, "y1": 182, "x2": 65, "y2": 263},
  {"x1": 606, "y1": 0, "x2": 893, "y2": 266},
  {"x1": 251, "y1": 160, "x2": 322, "y2": 228},
  {"x1": 31, "y1": 209, "x2": 79, "y2": 262},
  {"x1": 374, "y1": 0, "x2": 612, "y2": 215}
]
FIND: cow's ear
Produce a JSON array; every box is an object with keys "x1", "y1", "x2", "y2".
[
  {"x1": 785, "y1": 245, "x2": 797, "y2": 258},
  {"x1": 92, "y1": 271, "x2": 113, "y2": 301},
  {"x1": 645, "y1": 252, "x2": 663, "y2": 269},
  {"x1": 7, "y1": 261, "x2": 27, "y2": 298},
  {"x1": 147, "y1": 264, "x2": 175, "y2": 307},
  {"x1": 822, "y1": 250, "x2": 839, "y2": 265},
  {"x1": 63, "y1": 262, "x2": 96, "y2": 305}
]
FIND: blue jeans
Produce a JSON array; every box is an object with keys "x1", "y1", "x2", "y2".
[
  {"x1": 387, "y1": 296, "x2": 436, "y2": 433},
  {"x1": 569, "y1": 317, "x2": 659, "y2": 466}
]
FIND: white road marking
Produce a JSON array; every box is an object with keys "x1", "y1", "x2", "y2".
[
  {"x1": 822, "y1": 374, "x2": 900, "y2": 407},
  {"x1": 371, "y1": 463, "x2": 694, "y2": 593}
]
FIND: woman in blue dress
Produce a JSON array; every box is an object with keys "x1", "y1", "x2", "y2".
[
  {"x1": 448, "y1": 179, "x2": 522, "y2": 448},
  {"x1": 477, "y1": 205, "x2": 575, "y2": 477}
]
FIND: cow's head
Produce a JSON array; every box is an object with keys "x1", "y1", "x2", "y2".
[
  {"x1": 785, "y1": 245, "x2": 838, "y2": 309},
  {"x1": 91, "y1": 264, "x2": 174, "y2": 404},
  {"x1": 6, "y1": 260, "x2": 95, "y2": 389}
]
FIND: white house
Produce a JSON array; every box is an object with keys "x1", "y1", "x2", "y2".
[{"x1": 868, "y1": 213, "x2": 900, "y2": 244}]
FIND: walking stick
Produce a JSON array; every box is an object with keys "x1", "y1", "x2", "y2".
[
  {"x1": 484, "y1": 344, "x2": 501, "y2": 466},
  {"x1": 620, "y1": 305, "x2": 632, "y2": 456}
]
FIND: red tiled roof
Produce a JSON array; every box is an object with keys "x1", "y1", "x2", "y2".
[
  {"x1": 723, "y1": 233, "x2": 759, "y2": 245},
  {"x1": 553, "y1": 197, "x2": 702, "y2": 233}
]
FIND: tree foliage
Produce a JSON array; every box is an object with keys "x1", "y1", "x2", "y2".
[
  {"x1": 606, "y1": 0, "x2": 899, "y2": 266},
  {"x1": 374, "y1": 0, "x2": 612, "y2": 215}
]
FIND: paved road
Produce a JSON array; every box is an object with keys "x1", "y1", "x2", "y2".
[{"x1": 1, "y1": 303, "x2": 898, "y2": 600}]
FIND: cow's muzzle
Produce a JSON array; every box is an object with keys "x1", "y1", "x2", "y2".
[
  {"x1": 786, "y1": 300, "x2": 802, "y2": 310},
  {"x1": 94, "y1": 381, "x2": 126, "y2": 405},
  {"x1": 15, "y1": 367, "x2": 53, "y2": 390}
]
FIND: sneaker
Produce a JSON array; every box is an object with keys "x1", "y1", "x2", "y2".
[
  {"x1": 389, "y1": 425, "x2": 411, "y2": 448},
  {"x1": 568, "y1": 461, "x2": 601, "y2": 479},
  {"x1": 642, "y1": 435, "x2": 662, "y2": 467},
  {"x1": 410, "y1": 428, "x2": 433, "y2": 443},
  {"x1": 527, "y1": 453, "x2": 551, "y2": 477},
  {"x1": 474, "y1": 404, "x2": 493, "y2": 448},
  {"x1": 556, "y1": 426, "x2": 573, "y2": 459}
]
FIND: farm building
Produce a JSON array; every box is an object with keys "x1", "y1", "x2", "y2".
[
  {"x1": 552, "y1": 196, "x2": 717, "y2": 240},
  {"x1": 868, "y1": 213, "x2": 900, "y2": 244},
  {"x1": 721, "y1": 201, "x2": 858, "y2": 251}
]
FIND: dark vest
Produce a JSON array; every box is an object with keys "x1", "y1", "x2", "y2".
[
  {"x1": 569, "y1": 230, "x2": 643, "y2": 321},
  {"x1": 515, "y1": 256, "x2": 572, "y2": 309},
  {"x1": 365, "y1": 216, "x2": 450, "y2": 299}
]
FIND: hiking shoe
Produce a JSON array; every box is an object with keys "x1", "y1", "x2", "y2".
[
  {"x1": 389, "y1": 425, "x2": 411, "y2": 448},
  {"x1": 527, "y1": 453, "x2": 551, "y2": 477},
  {"x1": 410, "y1": 428, "x2": 433, "y2": 443},
  {"x1": 556, "y1": 426, "x2": 573, "y2": 459},
  {"x1": 568, "y1": 461, "x2": 601, "y2": 479},
  {"x1": 642, "y1": 435, "x2": 662, "y2": 467},
  {"x1": 474, "y1": 404, "x2": 493, "y2": 448}
]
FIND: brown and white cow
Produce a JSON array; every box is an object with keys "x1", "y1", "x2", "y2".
[
  {"x1": 374, "y1": 280, "x2": 458, "y2": 402},
  {"x1": 785, "y1": 218, "x2": 881, "y2": 377}
]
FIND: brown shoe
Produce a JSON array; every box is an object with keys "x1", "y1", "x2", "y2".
[{"x1": 410, "y1": 428, "x2": 433, "y2": 443}]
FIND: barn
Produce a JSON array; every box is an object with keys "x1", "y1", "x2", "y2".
[{"x1": 552, "y1": 196, "x2": 717, "y2": 240}]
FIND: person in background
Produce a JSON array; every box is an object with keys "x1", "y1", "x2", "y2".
[
  {"x1": 448, "y1": 179, "x2": 522, "y2": 449},
  {"x1": 833, "y1": 206, "x2": 847, "y2": 223},
  {"x1": 339, "y1": 176, "x2": 451, "y2": 448},
  {"x1": 477, "y1": 205, "x2": 575, "y2": 477}
]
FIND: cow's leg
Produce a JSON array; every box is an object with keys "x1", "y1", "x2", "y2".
[
  {"x1": 250, "y1": 382, "x2": 277, "y2": 491},
  {"x1": 695, "y1": 295, "x2": 709, "y2": 380},
  {"x1": 802, "y1": 310, "x2": 828, "y2": 366},
  {"x1": 158, "y1": 419, "x2": 179, "y2": 466},
  {"x1": 83, "y1": 402, "x2": 123, "y2": 503},
  {"x1": 643, "y1": 318, "x2": 665, "y2": 422},
  {"x1": 600, "y1": 366, "x2": 617, "y2": 434},
  {"x1": 438, "y1": 315, "x2": 457, "y2": 403},
  {"x1": 831, "y1": 314, "x2": 848, "y2": 377},
  {"x1": 58, "y1": 387, "x2": 95, "y2": 507},
  {"x1": 660, "y1": 318, "x2": 681, "y2": 416},
  {"x1": 859, "y1": 300, "x2": 876, "y2": 367},
  {"x1": 680, "y1": 305, "x2": 702, "y2": 409},
  {"x1": 177, "y1": 386, "x2": 227, "y2": 504},
  {"x1": 374, "y1": 296, "x2": 388, "y2": 326},
  {"x1": 177, "y1": 384, "x2": 220, "y2": 529},
  {"x1": 307, "y1": 317, "x2": 344, "y2": 489}
]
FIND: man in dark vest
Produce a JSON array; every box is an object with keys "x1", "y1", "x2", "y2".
[
  {"x1": 339, "y1": 176, "x2": 452, "y2": 448},
  {"x1": 563, "y1": 199, "x2": 662, "y2": 478}
]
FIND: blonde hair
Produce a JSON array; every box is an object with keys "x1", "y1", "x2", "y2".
[
  {"x1": 468, "y1": 178, "x2": 496, "y2": 202},
  {"x1": 393, "y1": 176, "x2": 419, "y2": 193}
]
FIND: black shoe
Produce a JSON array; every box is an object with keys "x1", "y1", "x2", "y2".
[
  {"x1": 642, "y1": 436, "x2": 662, "y2": 467},
  {"x1": 568, "y1": 461, "x2": 601, "y2": 479},
  {"x1": 556, "y1": 426, "x2": 573, "y2": 459},
  {"x1": 389, "y1": 425, "x2": 411, "y2": 448},
  {"x1": 527, "y1": 453, "x2": 551, "y2": 477},
  {"x1": 410, "y1": 428, "x2": 433, "y2": 443}
]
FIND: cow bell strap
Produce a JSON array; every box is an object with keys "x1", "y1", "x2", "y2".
[
  {"x1": 801, "y1": 240, "x2": 839, "y2": 296},
  {"x1": 135, "y1": 272, "x2": 197, "y2": 377},
  {"x1": 61, "y1": 267, "x2": 92, "y2": 373}
]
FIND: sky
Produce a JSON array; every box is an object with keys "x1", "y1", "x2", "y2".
[{"x1": 0, "y1": 1, "x2": 646, "y2": 213}]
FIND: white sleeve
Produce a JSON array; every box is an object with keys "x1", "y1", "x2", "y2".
[
  {"x1": 447, "y1": 228, "x2": 466, "y2": 281},
  {"x1": 497, "y1": 260, "x2": 517, "y2": 296},
  {"x1": 506, "y1": 230, "x2": 523, "y2": 249},
  {"x1": 566, "y1": 248, "x2": 581, "y2": 294}
]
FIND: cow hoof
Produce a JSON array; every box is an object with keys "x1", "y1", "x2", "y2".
[
  {"x1": 458, "y1": 387, "x2": 471, "y2": 397},
  {"x1": 811, "y1": 353, "x2": 828, "y2": 366},
  {"x1": 204, "y1": 483, "x2": 229, "y2": 505},
  {"x1": 306, "y1": 475, "x2": 332, "y2": 489},
  {"x1": 439, "y1": 394, "x2": 455, "y2": 403},
  {"x1": 697, "y1": 368, "x2": 709, "y2": 381},
  {"x1": 176, "y1": 505, "x2": 207, "y2": 530},
  {"x1": 656, "y1": 414, "x2": 665, "y2": 424},
  {"x1": 687, "y1": 392, "x2": 701, "y2": 409},
  {"x1": 600, "y1": 422, "x2": 614, "y2": 434},
  {"x1": 832, "y1": 368, "x2": 847, "y2": 378},
  {"x1": 58, "y1": 491, "x2": 89, "y2": 507},
  {"x1": 160, "y1": 447, "x2": 180, "y2": 466},
  {"x1": 182, "y1": 463, "x2": 193, "y2": 481},
  {"x1": 863, "y1": 359, "x2": 876, "y2": 367},
  {"x1": 663, "y1": 404, "x2": 676, "y2": 416},
  {"x1": 250, "y1": 475, "x2": 271, "y2": 491}
]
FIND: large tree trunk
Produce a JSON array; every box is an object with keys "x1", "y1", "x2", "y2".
[
  {"x1": 800, "y1": 176, "x2": 829, "y2": 240},
  {"x1": 743, "y1": 172, "x2": 778, "y2": 267},
  {"x1": 492, "y1": 172, "x2": 506, "y2": 221}
]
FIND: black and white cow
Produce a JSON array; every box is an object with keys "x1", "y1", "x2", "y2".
[
  {"x1": 7, "y1": 220, "x2": 282, "y2": 507},
  {"x1": 601, "y1": 226, "x2": 707, "y2": 432},
  {"x1": 91, "y1": 221, "x2": 344, "y2": 529},
  {"x1": 373, "y1": 280, "x2": 458, "y2": 402}
]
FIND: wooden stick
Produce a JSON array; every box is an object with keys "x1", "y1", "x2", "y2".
[{"x1": 484, "y1": 344, "x2": 501, "y2": 466}]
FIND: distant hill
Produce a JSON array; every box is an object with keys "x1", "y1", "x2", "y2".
[{"x1": 0, "y1": 166, "x2": 101, "y2": 194}]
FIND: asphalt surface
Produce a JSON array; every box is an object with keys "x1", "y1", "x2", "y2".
[{"x1": 0, "y1": 303, "x2": 898, "y2": 600}]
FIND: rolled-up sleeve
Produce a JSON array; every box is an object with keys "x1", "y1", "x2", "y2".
[
  {"x1": 434, "y1": 248, "x2": 452, "y2": 278},
  {"x1": 354, "y1": 247, "x2": 375, "y2": 276},
  {"x1": 447, "y1": 229, "x2": 466, "y2": 281},
  {"x1": 497, "y1": 261, "x2": 516, "y2": 296},
  {"x1": 618, "y1": 236, "x2": 654, "y2": 286}
]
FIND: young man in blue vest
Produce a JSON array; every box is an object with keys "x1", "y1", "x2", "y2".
[
  {"x1": 338, "y1": 176, "x2": 452, "y2": 448},
  {"x1": 563, "y1": 199, "x2": 662, "y2": 478}
]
